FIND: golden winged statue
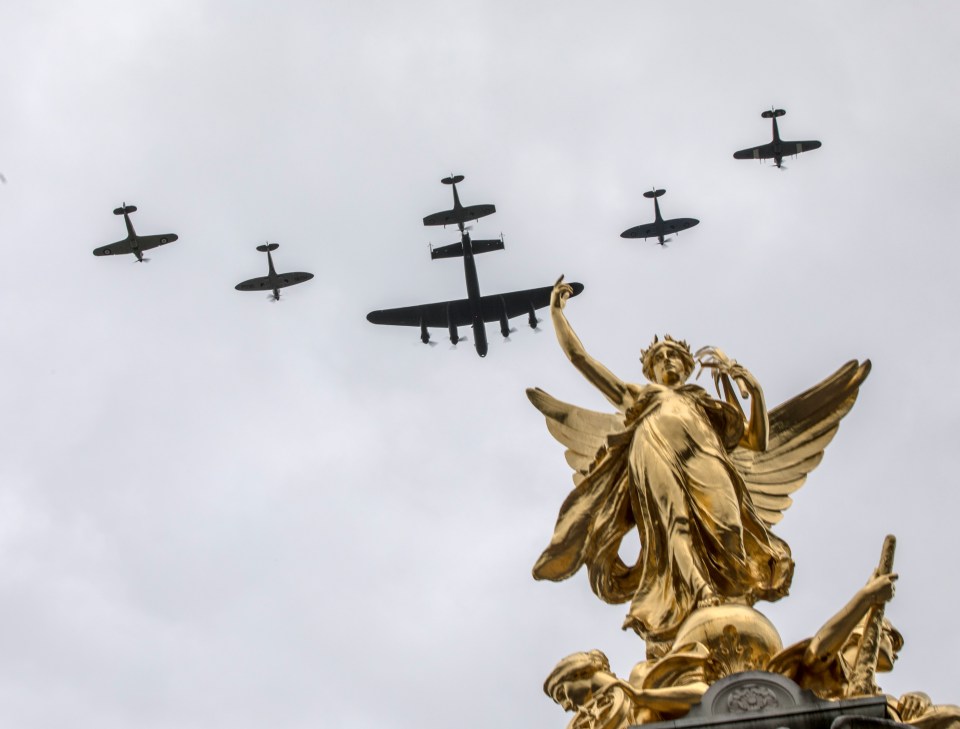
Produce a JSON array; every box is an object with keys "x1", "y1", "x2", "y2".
[{"x1": 529, "y1": 279, "x2": 870, "y2": 657}]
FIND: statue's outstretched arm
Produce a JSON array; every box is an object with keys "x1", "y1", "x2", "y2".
[
  {"x1": 803, "y1": 572, "x2": 897, "y2": 668},
  {"x1": 551, "y1": 278, "x2": 630, "y2": 410}
]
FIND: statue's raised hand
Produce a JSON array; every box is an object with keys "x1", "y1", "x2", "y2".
[{"x1": 551, "y1": 276, "x2": 576, "y2": 311}]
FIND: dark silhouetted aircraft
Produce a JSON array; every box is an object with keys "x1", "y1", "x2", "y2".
[
  {"x1": 235, "y1": 243, "x2": 314, "y2": 301},
  {"x1": 734, "y1": 108, "x2": 821, "y2": 169},
  {"x1": 367, "y1": 174, "x2": 584, "y2": 358},
  {"x1": 92, "y1": 203, "x2": 178, "y2": 262},
  {"x1": 620, "y1": 188, "x2": 699, "y2": 246}
]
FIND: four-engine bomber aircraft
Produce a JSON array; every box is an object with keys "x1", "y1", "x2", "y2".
[
  {"x1": 734, "y1": 108, "x2": 821, "y2": 169},
  {"x1": 366, "y1": 175, "x2": 584, "y2": 358},
  {"x1": 620, "y1": 188, "x2": 699, "y2": 246},
  {"x1": 235, "y1": 243, "x2": 314, "y2": 301},
  {"x1": 92, "y1": 203, "x2": 179, "y2": 262}
]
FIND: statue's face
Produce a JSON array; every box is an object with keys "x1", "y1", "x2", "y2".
[
  {"x1": 553, "y1": 675, "x2": 595, "y2": 711},
  {"x1": 651, "y1": 346, "x2": 689, "y2": 387},
  {"x1": 877, "y1": 628, "x2": 899, "y2": 671},
  {"x1": 841, "y1": 626, "x2": 899, "y2": 674}
]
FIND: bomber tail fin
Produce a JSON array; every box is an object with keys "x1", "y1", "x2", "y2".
[
  {"x1": 430, "y1": 242, "x2": 464, "y2": 260},
  {"x1": 470, "y1": 237, "x2": 505, "y2": 255}
]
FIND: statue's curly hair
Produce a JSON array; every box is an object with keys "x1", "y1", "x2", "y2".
[
  {"x1": 640, "y1": 334, "x2": 695, "y2": 382},
  {"x1": 543, "y1": 650, "x2": 610, "y2": 700}
]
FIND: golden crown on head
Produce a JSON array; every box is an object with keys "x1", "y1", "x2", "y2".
[{"x1": 641, "y1": 334, "x2": 696, "y2": 382}]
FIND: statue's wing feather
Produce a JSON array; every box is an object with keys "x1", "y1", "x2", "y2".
[
  {"x1": 731, "y1": 360, "x2": 870, "y2": 527},
  {"x1": 527, "y1": 387, "x2": 624, "y2": 485}
]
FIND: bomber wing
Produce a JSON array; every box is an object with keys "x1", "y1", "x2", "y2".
[
  {"x1": 137, "y1": 233, "x2": 179, "y2": 251},
  {"x1": 367, "y1": 283, "x2": 583, "y2": 330},
  {"x1": 367, "y1": 298, "x2": 473, "y2": 328},
  {"x1": 478, "y1": 283, "x2": 584, "y2": 321}
]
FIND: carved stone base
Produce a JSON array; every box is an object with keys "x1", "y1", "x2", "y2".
[{"x1": 641, "y1": 672, "x2": 888, "y2": 729}]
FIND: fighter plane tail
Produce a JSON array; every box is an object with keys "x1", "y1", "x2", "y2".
[
  {"x1": 256, "y1": 243, "x2": 280, "y2": 252},
  {"x1": 441, "y1": 175, "x2": 465, "y2": 185},
  {"x1": 113, "y1": 203, "x2": 137, "y2": 215},
  {"x1": 761, "y1": 108, "x2": 786, "y2": 119},
  {"x1": 643, "y1": 189, "x2": 667, "y2": 199}
]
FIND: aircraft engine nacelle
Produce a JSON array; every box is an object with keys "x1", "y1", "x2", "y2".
[
  {"x1": 498, "y1": 296, "x2": 511, "y2": 338},
  {"x1": 420, "y1": 319, "x2": 430, "y2": 344},
  {"x1": 527, "y1": 301, "x2": 539, "y2": 329},
  {"x1": 446, "y1": 304, "x2": 460, "y2": 344}
]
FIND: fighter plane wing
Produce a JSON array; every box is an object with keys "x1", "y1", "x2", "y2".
[
  {"x1": 782, "y1": 140, "x2": 822, "y2": 155},
  {"x1": 422, "y1": 204, "x2": 496, "y2": 227},
  {"x1": 734, "y1": 140, "x2": 821, "y2": 160},
  {"x1": 734, "y1": 142, "x2": 777, "y2": 160},
  {"x1": 93, "y1": 239, "x2": 133, "y2": 256},
  {"x1": 138, "y1": 233, "x2": 179, "y2": 251},
  {"x1": 235, "y1": 272, "x2": 313, "y2": 292},
  {"x1": 621, "y1": 219, "x2": 699, "y2": 239}
]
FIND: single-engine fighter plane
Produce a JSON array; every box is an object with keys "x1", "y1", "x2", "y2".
[
  {"x1": 620, "y1": 188, "x2": 699, "y2": 246},
  {"x1": 734, "y1": 108, "x2": 821, "y2": 169},
  {"x1": 235, "y1": 243, "x2": 313, "y2": 301},
  {"x1": 366, "y1": 174, "x2": 584, "y2": 358},
  {"x1": 92, "y1": 203, "x2": 178, "y2": 262}
]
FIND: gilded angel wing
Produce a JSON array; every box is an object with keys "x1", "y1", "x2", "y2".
[
  {"x1": 526, "y1": 387, "x2": 624, "y2": 486},
  {"x1": 730, "y1": 360, "x2": 871, "y2": 527}
]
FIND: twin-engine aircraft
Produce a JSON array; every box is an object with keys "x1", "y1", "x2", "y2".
[
  {"x1": 734, "y1": 108, "x2": 821, "y2": 169},
  {"x1": 92, "y1": 203, "x2": 178, "y2": 262},
  {"x1": 366, "y1": 175, "x2": 583, "y2": 358},
  {"x1": 235, "y1": 243, "x2": 314, "y2": 301},
  {"x1": 620, "y1": 188, "x2": 699, "y2": 246}
]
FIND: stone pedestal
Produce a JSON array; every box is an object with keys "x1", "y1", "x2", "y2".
[{"x1": 640, "y1": 672, "x2": 890, "y2": 729}]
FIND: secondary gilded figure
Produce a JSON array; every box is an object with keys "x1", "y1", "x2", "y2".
[{"x1": 530, "y1": 279, "x2": 870, "y2": 655}]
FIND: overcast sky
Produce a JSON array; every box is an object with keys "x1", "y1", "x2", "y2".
[{"x1": 1, "y1": 2, "x2": 959, "y2": 728}]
